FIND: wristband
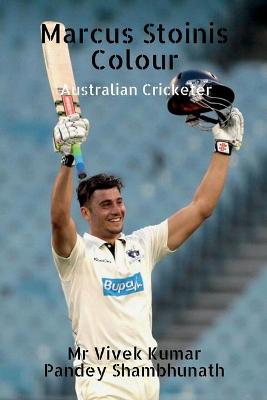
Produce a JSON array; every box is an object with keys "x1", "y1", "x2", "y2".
[
  {"x1": 214, "y1": 140, "x2": 233, "y2": 156},
  {"x1": 61, "y1": 154, "x2": 75, "y2": 167}
]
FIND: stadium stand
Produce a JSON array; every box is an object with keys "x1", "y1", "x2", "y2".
[{"x1": 161, "y1": 266, "x2": 267, "y2": 400}]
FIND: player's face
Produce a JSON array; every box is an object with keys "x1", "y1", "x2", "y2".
[{"x1": 82, "y1": 187, "x2": 126, "y2": 240}]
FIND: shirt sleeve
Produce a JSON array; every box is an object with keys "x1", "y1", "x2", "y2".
[
  {"x1": 133, "y1": 219, "x2": 175, "y2": 270},
  {"x1": 51, "y1": 234, "x2": 85, "y2": 281}
]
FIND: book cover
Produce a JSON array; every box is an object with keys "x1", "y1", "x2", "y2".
[{"x1": 0, "y1": 1, "x2": 266, "y2": 399}]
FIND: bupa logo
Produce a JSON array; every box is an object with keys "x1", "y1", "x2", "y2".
[{"x1": 102, "y1": 272, "x2": 144, "y2": 297}]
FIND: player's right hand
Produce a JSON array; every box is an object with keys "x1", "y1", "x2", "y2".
[{"x1": 53, "y1": 113, "x2": 90, "y2": 154}]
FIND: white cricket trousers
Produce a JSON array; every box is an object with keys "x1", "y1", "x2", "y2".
[{"x1": 75, "y1": 364, "x2": 160, "y2": 400}]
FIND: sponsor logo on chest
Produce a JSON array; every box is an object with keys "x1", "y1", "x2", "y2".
[{"x1": 102, "y1": 272, "x2": 144, "y2": 296}]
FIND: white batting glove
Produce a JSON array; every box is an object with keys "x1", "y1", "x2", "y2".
[
  {"x1": 53, "y1": 113, "x2": 90, "y2": 154},
  {"x1": 213, "y1": 107, "x2": 244, "y2": 152}
]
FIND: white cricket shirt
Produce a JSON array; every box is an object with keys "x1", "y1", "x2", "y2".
[{"x1": 52, "y1": 220, "x2": 173, "y2": 366}]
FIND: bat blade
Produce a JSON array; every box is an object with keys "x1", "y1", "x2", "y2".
[{"x1": 41, "y1": 21, "x2": 86, "y2": 179}]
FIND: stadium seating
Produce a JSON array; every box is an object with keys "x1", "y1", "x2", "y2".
[{"x1": 161, "y1": 267, "x2": 267, "y2": 400}]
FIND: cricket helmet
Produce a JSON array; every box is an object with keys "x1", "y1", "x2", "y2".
[{"x1": 167, "y1": 69, "x2": 235, "y2": 128}]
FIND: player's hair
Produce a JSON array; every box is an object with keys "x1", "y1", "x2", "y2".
[{"x1": 77, "y1": 173, "x2": 124, "y2": 207}]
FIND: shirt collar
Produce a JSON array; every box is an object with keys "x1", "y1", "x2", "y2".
[{"x1": 83, "y1": 232, "x2": 126, "y2": 248}]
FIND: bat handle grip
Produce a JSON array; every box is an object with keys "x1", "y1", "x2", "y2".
[
  {"x1": 72, "y1": 143, "x2": 87, "y2": 180},
  {"x1": 61, "y1": 95, "x2": 87, "y2": 180}
]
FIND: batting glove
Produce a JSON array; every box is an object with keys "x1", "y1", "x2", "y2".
[
  {"x1": 213, "y1": 107, "x2": 244, "y2": 154},
  {"x1": 53, "y1": 113, "x2": 90, "y2": 155}
]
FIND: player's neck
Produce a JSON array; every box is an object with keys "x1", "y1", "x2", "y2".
[{"x1": 90, "y1": 230, "x2": 121, "y2": 245}]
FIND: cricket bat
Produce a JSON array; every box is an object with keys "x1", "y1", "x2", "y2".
[{"x1": 41, "y1": 21, "x2": 86, "y2": 179}]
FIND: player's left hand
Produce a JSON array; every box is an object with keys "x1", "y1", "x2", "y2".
[
  {"x1": 185, "y1": 107, "x2": 244, "y2": 151},
  {"x1": 53, "y1": 113, "x2": 90, "y2": 154},
  {"x1": 212, "y1": 107, "x2": 244, "y2": 151}
]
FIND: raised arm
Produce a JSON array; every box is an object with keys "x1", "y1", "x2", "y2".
[
  {"x1": 167, "y1": 107, "x2": 244, "y2": 251},
  {"x1": 51, "y1": 165, "x2": 77, "y2": 257},
  {"x1": 51, "y1": 114, "x2": 89, "y2": 257}
]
